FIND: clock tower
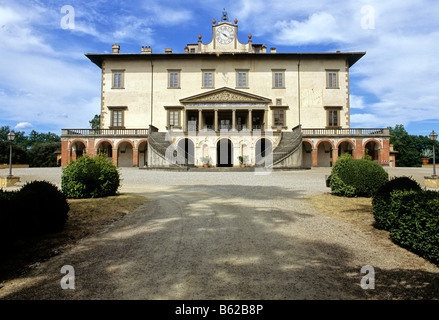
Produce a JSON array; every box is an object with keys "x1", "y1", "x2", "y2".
[{"x1": 185, "y1": 10, "x2": 256, "y2": 54}]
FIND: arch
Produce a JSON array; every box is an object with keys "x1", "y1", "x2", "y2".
[
  {"x1": 69, "y1": 139, "x2": 87, "y2": 150},
  {"x1": 117, "y1": 141, "x2": 134, "y2": 167},
  {"x1": 95, "y1": 139, "x2": 114, "y2": 149},
  {"x1": 364, "y1": 140, "x2": 380, "y2": 162},
  {"x1": 302, "y1": 138, "x2": 315, "y2": 150},
  {"x1": 177, "y1": 138, "x2": 195, "y2": 165},
  {"x1": 317, "y1": 140, "x2": 333, "y2": 167},
  {"x1": 136, "y1": 139, "x2": 148, "y2": 149},
  {"x1": 217, "y1": 138, "x2": 233, "y2": 167},
  {"x1": 255, "y1": 138, "x2": 273, "y2": 166},
  {"x1": 362, "y1": 138, "x2": 382, "y2": 150},
  {"x1": 116, "y1": 139, "x2": 135, "y2": 149},
  {"x1": 137, "y1": 140, "x2": 148, "y2": 167},
  {"x1": 69, "y1": 140, "x2": 87, "y2": 161},
  {"x1": 337, "y1": 139, "x2": 355, "y2": 157},
  {"x1": 315, "y1": 139, "x2": 336, "y2": 149},
  {"x1": 96, "y1": 140, "x2": 113, "y2": 160}
]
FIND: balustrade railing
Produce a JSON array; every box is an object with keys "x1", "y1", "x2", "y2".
[
  {"x1": 302, "y1": 128, "x2": 389, "y2": 136},
  {"x1": 62, "y1": 128, "x2": 149, "y2": 136}
]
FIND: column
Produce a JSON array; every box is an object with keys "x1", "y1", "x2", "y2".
[
  {"x1": 112, "y1": 149, "x2": 118, "y2": 166},
  {"x1": 248, "y1": 109, "x2": 252, "y2": 131},
  {"x1": 264, "y1": 110, "x2": 268, "y2": 130},
  {"x1": 133, "y1": 148, "x2": 139, "y2": 167},
  {"x1": 353, "y1": 140, "x2": 363, "y2": 159},
  {"x1": 198, "y1": 109, "x2": 203, "y2": 131},
  {"x1": 332, "y1": 148, "x2": 338, "y2": 166},
  {"x1": 183, "y1": 110, "x2": 187, "y2": 132},
  {"x1": 61, "y1": 141, "x2": 69, "y2": 166},
  {"x1": 214, "y1": 109, "x2": 218, "y2": 132},
  {"x1": 312, "y1": 149, "x2": 318, "y2": 167},
  {"x1": 232, "y1": 109, "x2": 236, "y2": 131}
]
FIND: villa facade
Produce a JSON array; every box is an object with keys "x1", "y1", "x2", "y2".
[{"x1": 61, "y1": 12, "x2": 391, "y2": 169}]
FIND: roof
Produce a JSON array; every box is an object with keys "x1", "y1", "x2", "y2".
[{"x1": 85, "y1": 51, "x2": 366, "y2": 69}]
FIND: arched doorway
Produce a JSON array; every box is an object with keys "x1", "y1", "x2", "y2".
[
  {"x1": 317, "y1": 141, "x2": 333, "y2": 167},
  {"x1": 177, "y1": 138, "x2": 195, "y2": 165},
  {"x1": 338, "y1": 141, "x2": 354, "y2": 157},
  {"x1": 217, "y1": 138, "x2": 233, "y2": 167},
  {"x1": 97, "y1": 141, "x2": 113, "y2": 162},
  {"x1": 255, "y1": 138, "x2": 272, "y2": 167},
  {"x1": 365, "y1": 141, "x2": 380, "y2": 162},
  {"x1": 117, "y1": 141, "x2": 133, "y2": 167},
  {"x1": 302, "y1": 141, "x2": 313, "y2": 168},
  {"x1": 138, "y1": 141, "x2": 148, "y2": 167},
  {"x1": 71, "y1": 141, "x2": 86, "y2": 161}
]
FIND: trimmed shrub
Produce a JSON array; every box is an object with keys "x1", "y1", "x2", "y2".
[
  {"x1": 388, "y1": 190, "x2": 439, "y2": 265},
  {"x1": 329, "y1": 154, "x2": 389, "y2": 197},
  {"x1": 372, "y1": 176, "x2": 422, "y2": 230},
  {"x1": 17, "y1": 181, "x2": 69, "y2": 235},
  {"x1": 61, "y1": 153, "x2": 120, "y2": 199}
]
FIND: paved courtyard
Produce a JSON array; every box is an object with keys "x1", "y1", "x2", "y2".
[{"x1": 0, "y1": 166, "x2": 438, "y2": 299}]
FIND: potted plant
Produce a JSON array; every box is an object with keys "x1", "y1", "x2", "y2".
[
  {"x1": 238, "y1": 155, "x2": 248, "y2": 168},
  {"x1": 421, "y1": 148, "x2": 433, "y2": 165},
  {"x1": 200, "y1": 156, "x2": 211, "y2": 168}
]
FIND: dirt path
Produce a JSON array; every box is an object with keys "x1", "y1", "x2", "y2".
[{"x1": 0, "y1": 169, "x2": 438, "y2": 299}]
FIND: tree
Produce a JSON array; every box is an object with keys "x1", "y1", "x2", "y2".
[
  {"x1": 89, "y1": 114, "x2": 101, "y2": 130},
  {"x1": 389, "y1": 124, "x2": 439, "y2": 167},
  {"x1": 0, "y1": 141, "x2": 28, "y2": 164},
  {"x1": 27, "y1": 142, "x2": 60, "y2": 167}
]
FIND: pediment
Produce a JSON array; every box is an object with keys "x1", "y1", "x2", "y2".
[{"x1": 180, "y1": 87, "x2": 272, "y2": 104}]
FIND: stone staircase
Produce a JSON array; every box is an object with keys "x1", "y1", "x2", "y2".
[
  {"x1": 268, "y1": 126, "x2": 303, "y2": 168},
  {"x1": 148, "y1": 131, "x2": 190, "y2": 168}
]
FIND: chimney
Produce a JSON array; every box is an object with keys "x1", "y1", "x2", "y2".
[
  {"x1": 271, "y1": 47, "x2": 277, "y2": 53},
  {"x1": 165, "y1": 48, "x2": 172, "y2": 54},
  {"x1": 141, "y1": 46, "x2": 152, "y2": 54},
  {"x1": 112, "y1": 43, "x2": 120, "y2": 54}
]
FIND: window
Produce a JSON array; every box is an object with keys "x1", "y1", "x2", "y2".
[
  {"x1": 327, "y1": 70, "x2": 338, "y2": 89},
  {"x1": 203, "y1": 71, "x2": 214, "y2": 88},
  {"x1": 326, "y1": 107, "x2": 341, "y2": 128},
  {"x1": 273, "y1": 70, "x2": 285, "y2": 88},
  {"x1": 236, "y1": 70, "x2": 248, "y2": 88},
  {"x1": 112, "y1": 70, "x2": 124, "y2": 89},
  {"x1": 273, "y1": 109, "x2": 285, "y2": 126},
  {"x1": 168, "y1": 70, "x2": 180, "y2": 88},
  {"x1": 168, "y1": 110, "x2": 180, "y2": 128},
  {"x1": 108, "y1": 107, "x2": 127, "y2": 128},
  {"x1": 190, "y1": 48, "x2": 196, "y2": 53}
]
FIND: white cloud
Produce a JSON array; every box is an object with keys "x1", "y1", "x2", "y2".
[
  {"x1": 14, "y1": 122, "x2": 33, "y2": 130},
  {"x1": 273, "y1": 12, "x2": 346, "y2": 45}
]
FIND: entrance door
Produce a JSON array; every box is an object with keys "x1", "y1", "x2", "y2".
[{"x1": 217, "y1": 139, "x2": 233, "y2": 167}]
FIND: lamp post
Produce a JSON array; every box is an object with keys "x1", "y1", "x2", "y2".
[
  {"x1": 430, "y1": 130, "x2": 438, "y2": 177},
  {"x1": 7, "y1": 131, "x2": 15, "y2": 178}
]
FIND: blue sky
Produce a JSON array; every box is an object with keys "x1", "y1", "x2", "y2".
[{"x1": 1, "y1": 0, "x2": 439, "y2": 137}]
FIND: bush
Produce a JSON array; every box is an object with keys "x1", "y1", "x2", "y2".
[
  {"x1": 329, "y1": 154, "x2": 389, "y2": 197},
  {"x1": 61, "y1": 153, "x2": 120, "y2": 199},
  {"x1": 0, "y1": 182, "x2": 69, "y2": 245},
  {"x1": 388, "y1": 190, "x2": 439, "y2": 265},
  {"x1": 17, "y1": 181, "x2": 70, "y2": 235},
  {"x1": 372, "y1": 176, "x2": 422, "y2": 230}
]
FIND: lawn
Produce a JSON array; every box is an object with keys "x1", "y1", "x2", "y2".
[{"x1": 0, "y1": 194, "x2": 146, "y2": 284}]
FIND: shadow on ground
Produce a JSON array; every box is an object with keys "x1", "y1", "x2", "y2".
[{"x1": 1, "y1": 184, "x2": 438, "y2": 300}]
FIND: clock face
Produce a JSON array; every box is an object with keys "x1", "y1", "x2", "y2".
[{"x1": 216, "y1": 25, "x2": 234, "y2": 44}]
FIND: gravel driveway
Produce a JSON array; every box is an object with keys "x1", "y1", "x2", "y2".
[{"x1": 0, "y1": 167, "x2": 438, "y2": 299}]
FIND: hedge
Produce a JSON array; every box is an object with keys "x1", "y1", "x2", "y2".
[
  {"x1": 0, "y1": 181, "x2": 69, "y2": 246},
  {"x1": 372, "y1": 176, "x2": 422, "y2": 230},
  {"x1": 329, "y1": 154, "x2": 389, "y2": 197},
  {"x1": 387, "y1": 190, "x2": 439, "y2": 265},
  {"x1": 61, "y1": 153, "x2": 120, "y2": 199}
]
